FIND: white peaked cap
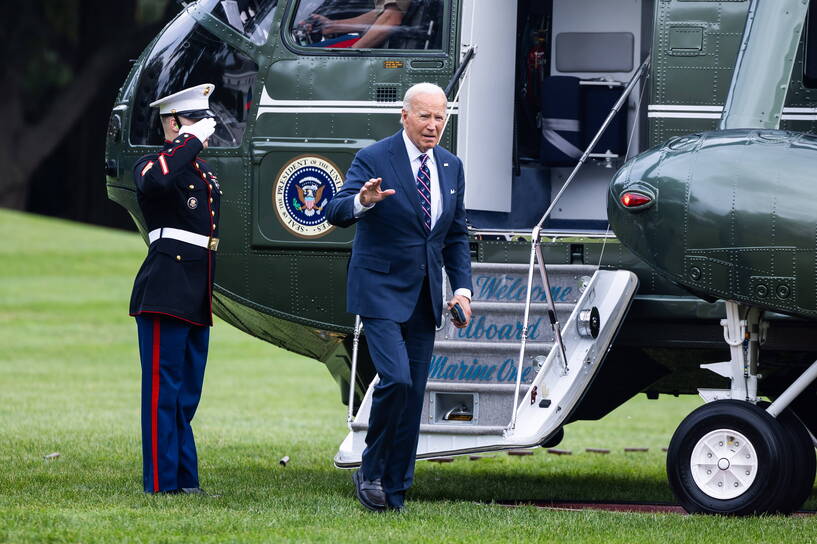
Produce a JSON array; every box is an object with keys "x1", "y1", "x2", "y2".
[{"x1": 149, "y1": 83, "x2": 216, "y2": 115}]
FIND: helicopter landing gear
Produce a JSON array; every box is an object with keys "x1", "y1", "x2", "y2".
[{"x1": 667, "y1": 301, "x2": 817, "y2": 515}]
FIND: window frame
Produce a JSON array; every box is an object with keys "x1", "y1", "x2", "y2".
[
  {"x1": 199, "y1": 0, "x2": 281, "y2": 46},
  {"x1": 127, "y1": 7, "x2": 269, "y2": 151},
  {"x1": 280, "y1": 0, "x2": 453, "y2": 58}
]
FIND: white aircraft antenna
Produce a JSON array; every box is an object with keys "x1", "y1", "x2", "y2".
[{"x1": 441, "y1": 50, "x2": 475, "y2": 140}]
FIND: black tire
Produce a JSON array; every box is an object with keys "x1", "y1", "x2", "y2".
[
  {"x1": 666, "y1": 400, "x2": 792, "y2": 515},
  {"x1": 773, "y1": 408, "x2": 816, "y2": 514}
]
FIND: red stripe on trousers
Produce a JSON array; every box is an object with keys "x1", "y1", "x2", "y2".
[{"x1": 151, "y1": 317, "x2": 161, "y2": 492}]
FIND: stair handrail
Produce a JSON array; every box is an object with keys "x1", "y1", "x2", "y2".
[
  {"x1": 347, "y1": 315, "x2": 363, "y2": 426},
  {"x1": 508, "y1": 56, "x2": 651, "y2": 432}
]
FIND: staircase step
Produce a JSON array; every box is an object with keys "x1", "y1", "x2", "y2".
[
  {"x1": 437, "y1": 302, "x2": 572, "y2": 344},
  {"x1": 470, "y1": 263, "x2": 597, "y2": 274},
  {"x1": 433, "y1": 340, "x2": 553, "y2": 353},
  {"x1": 425, "y1": 382, "x2": 531, "y2": 393},
  {"x1": 468, "y1": 263, "x2": 596, "y2": 304},
  {"x1": 469, "y1": 301, "x2": 574, "y2": 312},
  {"x1": 428, "y1": 341, "x2": 548, "y2": 386},
  {"x1": 351, "y1": 421, "x2": 507, "y2": 436}
]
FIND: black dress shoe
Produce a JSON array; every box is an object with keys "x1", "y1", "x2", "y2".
[
  {"x1": 352, "y1": 470, "x2": 386, "y2": 512},
  {"x1": 180, "y1": 487, "x2": 220, "y2": 497},
  {"x1": 180, "y1": 487, "x2": 205, "y2": 494}
]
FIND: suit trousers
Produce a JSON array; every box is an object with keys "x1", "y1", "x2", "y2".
[
  {"x1": 360, "y1": 277, "x2": 436, "y2": 509},
  {"x1": 135, "y1": 315, "x2": 209, "y2": 493}
]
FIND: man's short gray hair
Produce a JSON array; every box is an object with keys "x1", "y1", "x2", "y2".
[
  {"x1": 400, "y1": 82, "x2": 447, "y2": 126},
  {"x1": 402, "y1": 82, "x2": 447, "y2": 111}
]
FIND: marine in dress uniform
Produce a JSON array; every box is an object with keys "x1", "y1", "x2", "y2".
[{"x1": 130, "y1": 83, "x2": 222, "y2": 494}]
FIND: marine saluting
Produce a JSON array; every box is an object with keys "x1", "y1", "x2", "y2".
[{"x1": 129, "y1": 83, "x2": 221, "y2": 495}]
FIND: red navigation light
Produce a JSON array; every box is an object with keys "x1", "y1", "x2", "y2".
[{"x1": 620, "y1": 192, "x2": 652, "y2": 208}]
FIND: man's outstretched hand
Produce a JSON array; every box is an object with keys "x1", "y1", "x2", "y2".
[{"x1": 359, "y1": 178, "x2": 396, "y2": 206}]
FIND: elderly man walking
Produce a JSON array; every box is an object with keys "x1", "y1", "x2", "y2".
[{"x1": 326, "y1": 82, "x2": 473, "y2": 512}]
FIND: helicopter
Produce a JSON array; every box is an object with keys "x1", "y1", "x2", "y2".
[{"x1": 106, "y1": 0, "x2": 817, "y2": 514}]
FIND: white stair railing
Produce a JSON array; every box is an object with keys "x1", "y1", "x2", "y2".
[
  {"x1": 347, "y1": 315, "x2": 363, "y2": 426},
  {"x1": 508, "y1": 56, "x2": 652, "y2": 431}
]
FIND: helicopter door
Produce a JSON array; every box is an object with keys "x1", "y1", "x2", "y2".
[{"x1": 456, "y1": 0, "x2": 516, "y2": 214}]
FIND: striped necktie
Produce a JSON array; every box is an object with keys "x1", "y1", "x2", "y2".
[{"x1": 416, "y1": 153, "x2": 432, "y2": 231}]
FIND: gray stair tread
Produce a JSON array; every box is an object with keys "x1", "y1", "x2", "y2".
[
  {"x1": 471, "y1": 263, "x2": 597, "y2": 273},
  {"x1": 469, "y1": 301, "x2": 574, "y2": 311},
  {"x1": 425, "y1": 382, "x2": 531, "y2": 393},
  {"x1": 351, "y1": 421, "x2": 507, "y2": 436},
  {"x1": 433, "y1": 340, "x2": 553, "y2": 352}
]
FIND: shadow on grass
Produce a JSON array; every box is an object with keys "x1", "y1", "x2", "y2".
[
  {"x1": 413, "y1": 466, "x2": 676, "y2": 504},
  {"x1": 208, "y1": 457, "x2": 676, "y2": 508}
]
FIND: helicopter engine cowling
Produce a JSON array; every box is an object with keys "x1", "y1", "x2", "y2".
[{"x1": 608, "y1": 129, "x2": 817, "y2": 319}]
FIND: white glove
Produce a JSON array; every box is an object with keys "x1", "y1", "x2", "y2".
[{"x1": 179, "y1": 117, "x2": 217, "y2": 143}]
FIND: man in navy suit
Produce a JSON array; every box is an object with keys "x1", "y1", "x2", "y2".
[{"x1": 326, "y1": 82, "x2": 473, "y2": 512}]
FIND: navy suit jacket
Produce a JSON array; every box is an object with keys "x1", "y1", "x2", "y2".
[{"x1": 326, "y1": 131, "x2": 472, "y2": 326}]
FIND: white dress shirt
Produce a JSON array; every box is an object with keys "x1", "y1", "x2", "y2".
[{"x1": 353, "y1": 130, "x2": 471, "y2": 301}]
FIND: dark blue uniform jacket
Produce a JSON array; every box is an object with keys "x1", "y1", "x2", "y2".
[
  {"x1": 325, "y1": 131, "x2": 472, "y2": 326},
  {"x1": 130, "y1": 134, "x2": 221, "y2": 326}
]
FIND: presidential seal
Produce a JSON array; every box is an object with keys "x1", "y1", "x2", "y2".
[{"x1": 273, "y1": 155, "x2": 343, "y2": 238}]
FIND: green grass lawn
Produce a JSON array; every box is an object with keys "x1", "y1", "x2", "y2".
[{"x1": 1, "y1": 209, "x2": 815, "y2": 543}]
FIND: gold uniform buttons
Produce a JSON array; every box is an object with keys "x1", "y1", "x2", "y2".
[
  {"x1": 209, "y1": 184, "x2": 213, "y2": 190},
  {"x1": 211, "y1": 210, "x2": 215, "y2": 216},
  {"x1": 212, "y1": 224, "x2": 216, "y2": 230},
  {"x1": 188, "y1": 184, "x2": 195, "y2": 190},
  {"x1": 176, "y1": 255, "x2": 182, "y2": 261},
  {"x1": 209, "y1": 197, "x2": 213, "y2": 204}
]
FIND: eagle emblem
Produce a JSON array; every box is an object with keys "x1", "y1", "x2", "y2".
[
  {"x1": 273, "y1": 155, "x2": 343, "y2": 239},
  {"x1": 292, "y1": 177, "x2": 327, "y2": 217}
]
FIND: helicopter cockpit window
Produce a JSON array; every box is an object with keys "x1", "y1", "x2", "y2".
[
  {"x1": 130, "y1": 11, "x2": 259, "y2": 147},
  {"x1": 200, "y1": 0, "x2": 279, "y2": 45},
  {"x1": 290, "y1": 0, "x2": 445, "y2": 50}
]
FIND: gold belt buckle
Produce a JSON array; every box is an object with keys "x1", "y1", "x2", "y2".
[{"x1": 208, "y1": 237, "x2": 219, "y2": 251}]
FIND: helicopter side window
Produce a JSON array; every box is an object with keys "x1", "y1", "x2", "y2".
[
  {"x1": 290, "y1": 0, "x2": 445, "y2": 50},
  {"x1": 130, "y1": 12, "x2": 259, "y2": 147},
  {"x1": 200, "y1": 0, "x2": 279, "y2": 45}
]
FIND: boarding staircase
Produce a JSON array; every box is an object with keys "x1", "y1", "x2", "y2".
[
  {"x1": 419, "y1": 263, "x2": 592, "y2": 434},
  {"x1": 335, "y1": 262, "x2": 638, "y2": 465}
]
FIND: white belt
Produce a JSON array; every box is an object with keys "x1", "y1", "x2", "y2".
[{"x1": 148, "y1": 227, "x2": 219, "y2": 251}]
